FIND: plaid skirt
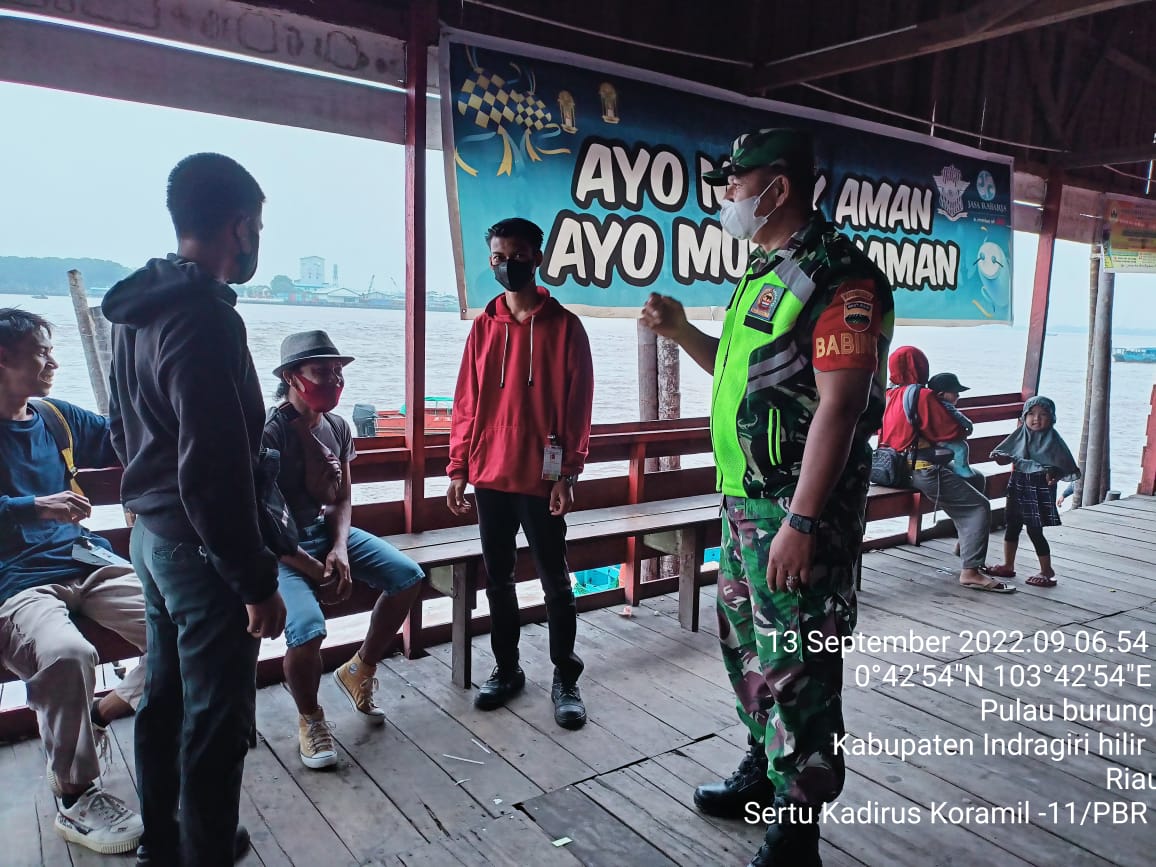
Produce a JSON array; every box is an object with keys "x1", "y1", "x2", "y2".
[{"x1": 1006, "y1": 470, "x2": 1061, "y2": 528}]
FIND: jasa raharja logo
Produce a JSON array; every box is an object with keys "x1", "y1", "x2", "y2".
[{"x1": 966, "y1": 168, "x2": 1008, "y2": 215}]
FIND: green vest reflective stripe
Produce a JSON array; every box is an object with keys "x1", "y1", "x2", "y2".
[{"x1": 711, "y1": 265, "x2": 811, "y2": 497}]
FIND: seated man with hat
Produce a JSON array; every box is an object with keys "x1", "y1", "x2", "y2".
[{"x1": 264, "y1": 330, "x2": 424, "y2": 769}]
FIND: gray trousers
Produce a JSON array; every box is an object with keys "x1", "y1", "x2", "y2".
[
  {"x1": 911, "y1": 467, "x2": 991, "y2": 569},
  {"x1": 0, "y1": 565, "x2": 147, "y2": 790}
]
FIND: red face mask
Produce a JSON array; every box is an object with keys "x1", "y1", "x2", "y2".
[{"x1": 291, "y1": 375, "x2": 343, "y2": 413}]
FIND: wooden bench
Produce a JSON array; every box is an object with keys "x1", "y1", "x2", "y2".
[{"x1": 383, "y1": 493, "x2": 722, "y2": 687}]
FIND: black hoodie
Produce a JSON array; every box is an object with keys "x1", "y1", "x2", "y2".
[{"x1": 102, "y1": 255, "x2": 277, "y2": 604}]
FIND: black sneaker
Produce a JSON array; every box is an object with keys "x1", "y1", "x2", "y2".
[
  {"x1": 693, "y1": 737, "x2": 775, "y2": 818},
  {"x1": 135, "y1": 824, "x2": 251, "y2": 865},
  {"x1": 551, "y1": 674, "x2": 587, "y2": 729},
  {"x1": 474, "y1": 666, "x2": 525, "y2": 710}
]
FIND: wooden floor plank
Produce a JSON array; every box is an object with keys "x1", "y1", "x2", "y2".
[
  {"x1": 580, "y1": 607, "x2": 732, "y2": 688},
  {"x1": 254, "y1": 682, "x2": 428, "y2": 862},
  {"x1": 1, "y1": 741, "x2": 61, "y2": 867},
  {"x1": 382, "y1": 653, "x2": 597, "y2": 792},
  {"x1": 312, "y1": 674, "x2": 492, "y2": 841},
  {"x1": 521, "y1": 785, "x2": 678, "y2": 867},
  {"x1": 3, "y1": 497, "x2": 1154, "y2": 866},
  {"x1": 240, "y1": 733, "x2": 358, "y2": 867},
  {"x1": 366, "y1": 663, "x2": 544, "y2": 818},
  {"x1": 435, "y1": 624, "x2": 694, "y2": 758},
  {"x1": 459, "y1": 810, "x2": 585, "y2": 866},
  {"x1": 577, "y1": 764, "x2": 762, "y2": 867},
  {"x1": 422, "y1": 637, "x2": 654, "y2": 775},
  {"x1": 566, "y1": 621, "x2": 737, "y2": 736},
  {"x1": 842, "y1": 688, "x2": 1154, "y2": 866}
]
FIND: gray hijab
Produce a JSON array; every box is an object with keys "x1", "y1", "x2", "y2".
[{"x1": 992, "y1": 396, "x2": 1080, "y2": 481}]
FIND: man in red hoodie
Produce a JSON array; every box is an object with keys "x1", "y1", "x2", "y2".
[
  {"x1": 878, "y1": 346, "x2": 1008, "y2": 591},
  {"x1": 446, "y1": 217, "x2": 594, "y2": 729}
]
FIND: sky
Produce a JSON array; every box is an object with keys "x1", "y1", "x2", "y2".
[{"x1": 1, "y1": 80, "x2": 1152, "y2": 327}]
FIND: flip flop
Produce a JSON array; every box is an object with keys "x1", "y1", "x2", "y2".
[
  {"x1": 1025, "y1": 574, "x2": 1057, "y2": 588},
  {"x1": 982, "y1": 564, "x2": 1016, "y2": 578},
  {"x1": 963, "y1": 580, "x2": 1016, "y2": 594}
]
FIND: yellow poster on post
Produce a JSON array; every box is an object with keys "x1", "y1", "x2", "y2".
[{"x1": 1103, "y1": 198, "x2": 1156, "y2": 273}]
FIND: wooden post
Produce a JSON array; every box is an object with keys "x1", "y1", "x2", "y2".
[
  {"x1": 657, "y1": 335, "x2": 681, "y2": 471},
  {"x1": 67, "y1": 270, "x2": 109, "y2": 415},
  {"x1": 1139, "y1": 385, "x2": 1156, "y2": 496},
  {"x1": 1021, "y1": 169, "x2": 1063, "y2": 400},
  {"x1": 637, "y1": 322, "x2": 658, "y2": 467},
  {"x1": 1073, "y1": 246, "x2": 1100, "y2": 509},
  {"x1": 637, "y1": 323, "x2": 659, "y2": 581},
  {"x1": 89, "y1": 304, "x2": 112, "y2": 390},
  {"x1": 1082, "y1": 266, "x2": 1114, "y2": 507},
  {"x1": 402, "y1": 0, "x2": 432, "y2": 534},
  {"x1": 657, "y1": 335, "x2": 681, "y2": 577}
]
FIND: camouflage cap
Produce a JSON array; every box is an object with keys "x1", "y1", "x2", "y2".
[{"x1": 703, "y1": 128, "x2": 814, "y2": 186}]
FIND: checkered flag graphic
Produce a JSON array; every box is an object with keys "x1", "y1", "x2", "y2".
[{"x1": 457, "y1": 72, "x2": 517, "y2": 129}]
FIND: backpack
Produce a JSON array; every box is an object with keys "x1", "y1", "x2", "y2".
[
  {"x1": 29, "y1": 398, "x2": 85, "y2": 497},
  {"x1": 869, "y1": 385, "x2": 923, "y2": 487}
]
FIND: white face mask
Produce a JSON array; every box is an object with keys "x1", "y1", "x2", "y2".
[{"x1": 719, "y1": 178, "x2": 781, "y2": 240}]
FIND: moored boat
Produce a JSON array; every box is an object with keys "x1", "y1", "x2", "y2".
[
  {"x1": 352, "y1": 397, "x2": 453, "y2": 436},
  {"x1": 1113, "y1": 348, "x2": 1156, "y2": 363}
]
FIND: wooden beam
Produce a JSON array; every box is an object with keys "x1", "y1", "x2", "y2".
[
  {"x1": 1022, "y1": 168, "x2": 1064, "y2": 399},
  {"x1": 1058, "y1": 142, "x2": 1156, "y2": 168},
  {"x1": 755, "y1": 0, "x2": 1152, "y2": 90},
  {"x1": 0, "y1": 15, "x2": 404, "y2": 142},
  {"x1": 0, "y1": 0, "x2": 407, "y2": 86},
  {"x1": 403, "y1": 0, "x2": 435, "y2": 532}
]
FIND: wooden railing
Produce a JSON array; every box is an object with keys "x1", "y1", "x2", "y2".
[{"x1": 0, "y1": 395, "x2": 1024, "y2": 739}]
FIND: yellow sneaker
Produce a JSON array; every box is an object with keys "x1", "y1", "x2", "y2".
[
  {"x1": 298, "y1": 708, "x2": 337, "y2": 769},
  {"x1": 333, "y1": 653, "x2": 386, "y2": 723}
]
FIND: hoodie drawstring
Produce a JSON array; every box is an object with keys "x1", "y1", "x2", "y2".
[
  {"x1": 498, "y1": 316, "x2": 536, "y2": 388},
  {"x1": 500, "y1": 324, "x2": 509, "y2": 388}
]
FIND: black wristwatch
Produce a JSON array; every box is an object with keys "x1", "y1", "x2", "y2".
[
  {"x1": 561, "y1": 473, "x2": 578, "y2": 487},
  {"x1": 786, "y1": 511, "x2": 818, "y2": 534}
]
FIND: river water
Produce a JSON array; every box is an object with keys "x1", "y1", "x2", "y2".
[{"x1": 11, "y1": 294, "x2": 1155, "y2": 515}]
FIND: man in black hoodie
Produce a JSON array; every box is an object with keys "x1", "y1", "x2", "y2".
[{"x1": 102, "y1": 153, "x2": 286, "y2": 867}]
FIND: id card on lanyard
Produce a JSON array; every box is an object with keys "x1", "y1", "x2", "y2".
[{"x1": 542, "y1": 433, "x2": 563, "y2": 481}]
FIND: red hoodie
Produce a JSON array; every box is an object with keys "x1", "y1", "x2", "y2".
[
  {"x1": 878, "y1": 345, "x2": 964, "y2": 449},
  {"x1": 447, "y1": 287, "x2": 594, "y2": 496}
]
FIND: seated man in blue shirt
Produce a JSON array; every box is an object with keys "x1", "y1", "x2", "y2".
[{"x1": 0, "y1": 308, "x2": 146, "y2": 856}]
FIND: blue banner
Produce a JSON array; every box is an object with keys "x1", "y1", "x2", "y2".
[{"x1": 441, "y1": 33, "x2": 1014, "y2": 324}]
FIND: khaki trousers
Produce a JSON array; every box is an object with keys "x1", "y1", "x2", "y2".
[{"x1": 0, "y1": 565, "x2": 147, "y2": 790}]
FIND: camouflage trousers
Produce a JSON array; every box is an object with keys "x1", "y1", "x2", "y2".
[{"x1": 717, "y1": 495, "x2": 859, "y2": 806}]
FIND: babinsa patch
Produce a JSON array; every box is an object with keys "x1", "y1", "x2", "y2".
[{"x1": 841, "y1": 288, "x2": 874, "y2": 332}]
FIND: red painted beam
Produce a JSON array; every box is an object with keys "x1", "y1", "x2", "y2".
[
  {"x1": 1139, "y1": 385, "x2": 1156, "y2": 495},
  {"x1": 1022, "y1": 169, "x2": 1064, "y2": 399},
  {"x1": 403, "y1": 0, "x2": 436, "y2": 532}
]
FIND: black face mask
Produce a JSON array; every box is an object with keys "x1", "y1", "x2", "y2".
[
  {"x1": 233, "y1": 223, "x2": 260, "y2": 285},
  {"x1": 494, "y1": 258, "x2": 535, "y2": 292}
]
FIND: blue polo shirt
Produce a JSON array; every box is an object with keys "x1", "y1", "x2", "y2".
[{"x1": 0, "y1": 400, "x2": 119, "y2": 604}]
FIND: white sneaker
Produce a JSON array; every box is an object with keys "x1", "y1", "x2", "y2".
[{"x1": 54, "y1": 785, "x2": 143, "y2": 854}]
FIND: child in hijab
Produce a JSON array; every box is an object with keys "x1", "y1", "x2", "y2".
[{"x1": 984, "y1": 396, "x2": 1080, "y2": 587}]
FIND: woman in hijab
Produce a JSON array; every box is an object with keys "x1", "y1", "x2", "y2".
[{"x1": 985, "y1": 396, "x2": 1080, "y2": 587}]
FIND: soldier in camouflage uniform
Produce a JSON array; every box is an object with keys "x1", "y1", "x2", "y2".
[{"x1": 641, "y1": 129, "x2": 893, "y2": 867}]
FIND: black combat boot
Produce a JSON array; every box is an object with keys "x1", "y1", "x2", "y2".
[
  {"x1": 693, "y1": 737, "x2": 775, "y2": 817},
  {"x1": 747, "y1": 798, "x2": 822, "y2": 867},
  {"x1": 551, "y1": 672, "x2": 587, "y2": 729},
  {"x1": 474, "y1": 665, "x2": 526, "y2": 710}
]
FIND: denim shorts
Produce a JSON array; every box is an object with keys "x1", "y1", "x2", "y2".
[{"x1": 278, "y1": 522, "x2": 424, "y2": 648}]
